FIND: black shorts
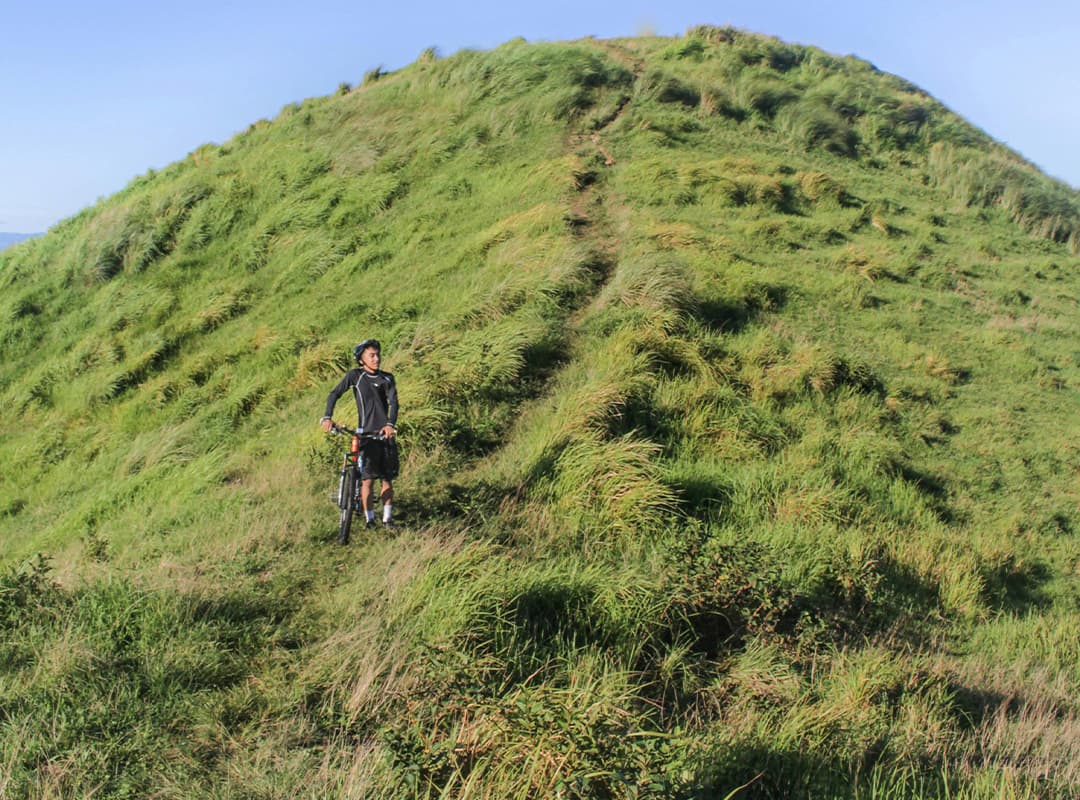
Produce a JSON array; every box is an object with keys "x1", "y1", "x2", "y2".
[{"x1": 360, "y1": 439, "x2": 399, "y2": 480}]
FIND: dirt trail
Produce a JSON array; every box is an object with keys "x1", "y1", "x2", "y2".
[{"x1": 559, "y1": 39, "x2": 646, "y2": 316}]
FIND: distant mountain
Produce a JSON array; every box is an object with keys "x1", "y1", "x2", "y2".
[{"x1": 0, "y1": 231, "x2": 41, "y2": 250}]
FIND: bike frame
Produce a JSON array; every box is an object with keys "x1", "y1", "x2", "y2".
[{"x1": 329, "y1": 422, "x2": 383, "y2": 544}]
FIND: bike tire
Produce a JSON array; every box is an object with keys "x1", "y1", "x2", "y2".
[{"x1": 338, "y1": 467, "x2": 356, "y2": 544}]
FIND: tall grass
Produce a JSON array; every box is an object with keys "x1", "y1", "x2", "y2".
[{"x1": 928, "y1": 143, "x2": 1080, "y2": 251}]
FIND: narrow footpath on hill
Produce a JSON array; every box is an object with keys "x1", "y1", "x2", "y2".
[{"x1": 561, "y1": 39, "x2": 644, "y2": 331}]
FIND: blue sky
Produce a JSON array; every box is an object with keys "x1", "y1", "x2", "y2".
[{"x1": 3, "y1": 0, "x2": 1077, "y2": 232}]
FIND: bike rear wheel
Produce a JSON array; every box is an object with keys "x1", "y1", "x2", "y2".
[{"x1": 338, "y1": 467, "x2": 356, "y2": 544}]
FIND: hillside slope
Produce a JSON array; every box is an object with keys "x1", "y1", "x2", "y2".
[{"x1": 2, "y1": 27, "x2": 1080, "y2": 798}]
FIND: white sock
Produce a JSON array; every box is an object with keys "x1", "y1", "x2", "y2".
[
  {"x1": 382, "y1": 503, "x2": 392, "y2": 522},
  {"x1": 366, "y1": 510, "x2": 375, "y2": 522}
]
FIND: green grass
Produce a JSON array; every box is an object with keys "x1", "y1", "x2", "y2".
[{"x1": 2, "y1": 26, "x2": 1080, "y2": 798}]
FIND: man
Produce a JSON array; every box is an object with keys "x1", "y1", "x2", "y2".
[{"x1": 321, "y1": 338, "x2": 399, "y2": 529}]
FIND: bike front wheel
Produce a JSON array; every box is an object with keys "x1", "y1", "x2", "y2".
[{"x1": 338, "y1": 467, "x2": 356, "y2": 544}]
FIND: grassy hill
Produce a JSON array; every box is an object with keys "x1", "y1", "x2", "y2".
[{"x1": 2, "y1": 26, "x2": 1080, "y2": 799}]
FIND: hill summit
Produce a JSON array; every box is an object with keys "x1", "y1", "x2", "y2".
[{"x1": 2, "y1": 27, "x2": 1080, "y2": 798}]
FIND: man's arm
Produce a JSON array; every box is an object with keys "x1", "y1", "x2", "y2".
[
  {"x1": 382, "y1": 373, "x2": 399, "y2": 438},
  {"x1": 321, "y1": 371, "x2": 354, "y2": 430}
]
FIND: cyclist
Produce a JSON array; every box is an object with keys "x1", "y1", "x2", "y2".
[{"x1": 320, "y1": 339, "x2": 399, "y2": 528}]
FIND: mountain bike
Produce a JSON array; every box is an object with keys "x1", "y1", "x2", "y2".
[{"x1": 328, "y1": 422, "x2": 384, "y2": 544}]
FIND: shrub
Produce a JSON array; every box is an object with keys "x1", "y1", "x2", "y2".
[
  {"x1": 0, "y1": 554, "x2": 56, "y2": 626},
  {"x1": 698, "y1": 85, "x2": 747, "y2": 120},
  {"x1": 686, "y1": 24, "x2": 740, "y2": 46},
  {"x1": 662, "y1": 538, "x2": 793, "y2": 656},
  {"x1": 639, "y1": 69, "x2": 700, "y2": 107},
  {"x1": 737, "y1": 74, "x2": 799, "y2": 117},
  {"x1": 779, "y1": 101, "x2": 859, "y2": 157},
  {"x1": 796, "y1": 170, "x2": 850, "y2": 205},
  {"x1": 870, "y1": 99, "x2": 932, "y2": 149}
]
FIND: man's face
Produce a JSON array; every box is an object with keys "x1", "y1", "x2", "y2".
[{"x1": 360, "y1": 346, "x2": 380, "y2": 372}]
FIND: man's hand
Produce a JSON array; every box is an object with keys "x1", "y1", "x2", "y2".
[
  {"x1": 380, "y1": 425, "x2": 396, "y2": 439},
  {"x1": 321, "y1": 418, "x2": 334, "y2": 433}
]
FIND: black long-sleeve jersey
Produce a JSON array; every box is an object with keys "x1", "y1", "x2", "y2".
[{"x1": 323, "y1": 368, "x2": 398, "y2": 433}]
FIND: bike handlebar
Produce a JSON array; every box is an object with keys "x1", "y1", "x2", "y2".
[{"x1": 328, "y1": 422, "x2": 386, "y2": 440}]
